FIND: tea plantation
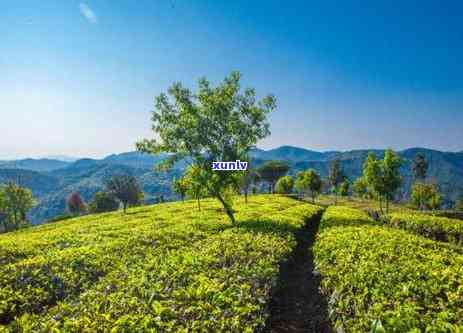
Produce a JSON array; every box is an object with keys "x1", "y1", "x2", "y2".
[
  {"x1": 314, "y1": 206, "x2": 463, "y2": 332},
  {"x1": 1, "y1": 195, "x2": 463, "y2": 332},
  {"x1": 0, "y1": 195, "x2": 322, "y2": 332}
]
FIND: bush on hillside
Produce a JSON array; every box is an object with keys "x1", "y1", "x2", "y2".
[
  {"x1": 89, "y1": 191, "x2": 120, "y2": 213},
  {"x1": 275, "y1": 175, "x2": 294, "y2": 194}
]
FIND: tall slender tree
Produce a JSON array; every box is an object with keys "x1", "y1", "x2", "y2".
[{"x1": 328, "y1": 159, "x2": 345, "y2": 203}]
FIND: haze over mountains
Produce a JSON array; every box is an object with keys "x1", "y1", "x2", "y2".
[{"x1": 1, "y1": 146, "x2": 462, "y2": 224}]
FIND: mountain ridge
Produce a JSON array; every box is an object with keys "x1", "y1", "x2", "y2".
[{"x1": 1, "y1": 146, "x2": 462, "y2": 224}]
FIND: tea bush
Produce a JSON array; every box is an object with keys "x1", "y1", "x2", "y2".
[
  {"x1": 388, "y1": 212, "x2": 463, "y2": 245},
  {"x1": 314, "y1": 206, "x2": 463, "y2": 332},
  {"x1": 0, "y1": 195, "x2": 321, "y2": 332}
]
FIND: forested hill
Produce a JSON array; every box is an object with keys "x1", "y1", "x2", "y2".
[{"x1": 1, "y1": 146, "x2": 462, "y2": 223}]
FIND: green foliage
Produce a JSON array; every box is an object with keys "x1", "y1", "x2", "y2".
[
  {"x1": 239, "y1": 167, "x2": 258, "y2": 204},
  {"x1": 318, "y1": 206, "x2": 377, "y2": 230},
  {"x1": 411, "y1": 182, "x2": 442, "y2": 210},
  {"x1": 184, "y1": 165, "x2": 209, "y2": 211},
  {"x1": 89, "y1": 191, "x2": 120, "y2": 214},
  {"x1": 137, "y1": 72, "x2": 276, "y2": 224},
  {"x1": 0, "y1": 195, "x2": 322, "y2": 331},
  {"x1": 171, "y1": 177, "x2": 189, "y2": 202},
  {"x1": 388, "y1": 212, "x2": 463, "y2": 245},
  {"x1": 314, "y1": 206, "x2": 463, "y2": 332},
  {"x1": 295, "y1": 169, "x2": 322, "y2": 202},
  {"x1": 352, "y1": 177, "x2": 368, "y2": 198},
  {"x1": 0, "y1": 183, "x2": 36, "y2": 232},
  {"x1": 328, "y1": 159, "x2": 345, "y2": 196},
  {"x1": 274, "y1": 175, "x2": 294, "y2": 194},
  {"x1": 106, "y1": 175, "x2": 144, "y2": 213},
  {"x1": 257, "y1": 160, "x2": 290, "y2": 194},
  {"x1": 363, "y1": 150, "x2": 403, "y2": 214},
  {"x1": 338, "y1": 180, "x2": 350, "y2": 196}
]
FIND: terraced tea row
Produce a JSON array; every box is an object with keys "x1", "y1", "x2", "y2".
[
  {"x1": 0, "y1": 195, "x2": 322, "y2": 332},
  {"x1": 314, "y1": 206, "x2": 463, "y2": 332}
]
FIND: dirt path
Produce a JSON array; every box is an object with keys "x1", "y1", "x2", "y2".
[{"x1": 264, "y1": 211, "x2": 332, "y2": 333}]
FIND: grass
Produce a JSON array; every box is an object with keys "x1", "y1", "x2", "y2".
[{"x1": 0, "y1": 195, "x2": 322, "y2": 332}]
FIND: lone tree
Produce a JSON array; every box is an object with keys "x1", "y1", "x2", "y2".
[
  {"x1": 0, "y1": 183, "x2": 36, "y2": 232},
  {"x1": 363, "y1": 150, "x2": 403, "y2": 214},
  {"x1": 353, "y1": 177, "x2": 368, "y2": 198},
  {"x1": 106, "y1": 175, "x2": 144, "y2": 213},
  {"x1": 257, "y1": 160, "x2": 289, "y2": 194},
  {"x1": 328, "y1": 159, "x2": 345, "y2": 203},
  {"x1": 184, "y1": 164, "x2": 208, "y2": 211},
  {"x1": 89, "y1": 191, "x2": 120, "y2": 213},
  {"x1": 275, "y1": 175, "x2": 294, "y2": 194},
  {"x1": 137, "y1": 72, "x2": 276, "y2": 224},
  {"x1": 67, "y1": 192, "x2": 87, "y2": 216},
  {"x1": 172, "y1": 177, "x2": 189, "y2": 202},
  {"x1": 295, "y1": 169, "x2": 322, "y2": 203},
  {"x1": 338, "y1": 180, "x2": 350, "y2": 197},
  {"x1": 411, "y1": 182, "x2": 442, "y2": 211},
  {"x1": 239, "y1": 167, "x2": 259, "y2": 204},
  {"x1": 411, "y1": 153, "x2": 428, "y2": 182}
]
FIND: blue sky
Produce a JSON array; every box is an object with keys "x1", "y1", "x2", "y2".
[{"x1": 1, "y1": 1, "x2": 462, "y2": 159}]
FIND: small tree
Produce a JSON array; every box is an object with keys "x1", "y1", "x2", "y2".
[
  {"x1": 328, "y1": 159, "x2": 345, "y2": 203},
  {"x1": 172, "y1": 177, "x2": 189, "y2": 202},
  {"x1": 295, "y1": 169, "x2": 322, "y2": 203},
  {"x1": 363, "y1": 150, "x2": 403, "y2": 214},
  {"x1": 184, "y1": 165, "x2": 208, "y2": 211},
  {"x1": 411, "y1": 182, "x2": 442, "y2": 211},
  {"x1": 275, "y1": 175, "x2": 294, "y2": 194},
  {"x1": 352, "y1": 177, "x2": 368, "y2": 198},
  {"x1": 136, "y1": 72, "x2": 276, "y2": 224},
  {"x1": 106, "y1": 175, "x2": 144, "y2": 213},
  {"x1": 239, "y1": 168, "x2": 258, "y2": 204},
  {"x1": 338, "y1": 180, "x2": 350, "y2": 197},
  {"x1": 411, "y1": 153, "x2": 428, "y2": 182},
  {"x1": 257, "y1": 161, "x2": 290, "y2": 194},
  {"x1": 89, "y1": 191, "x2": 120, "y2": 213},
  {"x1": 1, "y1": 183, "x2": 36, "y2": 231},
  {"x1": 67, "y1": 192, "x2": 87, "y2": 216}
]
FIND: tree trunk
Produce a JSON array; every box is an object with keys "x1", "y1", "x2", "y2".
[
  {"x1": 379, "y1": 196, "x2": 384, "y2": 215},
  {"x1": 123, "y1": 202, "x2": 127, "y2": 214},
  {"x1": 244, "y1": 191, "x2": 248, "y2": 204},
  {"x1": 268, "y1": 183, "x2": 272, "y2": 194},
  {"x1": 197, "y1": 197, "x2": 201, "y2": 212},
  {"x1": 216, "y1": 192, "x2": 236, "y2": 224},
  {"x1": 386, "y1": 198, "x2": 389, "y2": 215}
]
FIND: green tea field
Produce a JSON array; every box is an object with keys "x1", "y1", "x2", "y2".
[{"x1": 0, "y1": 195, "x2": 462, "y2": 332}]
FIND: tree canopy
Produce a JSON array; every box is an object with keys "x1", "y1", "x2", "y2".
[
  {"x1": 137, "y1": 71, "x2": 276, "y2": 223},
  {"x1": 257, "y1": 160, "x2": 290, "y2": 194},
  {"x1": 106, "y1": 175, "x2": 144, "y2": 213}
]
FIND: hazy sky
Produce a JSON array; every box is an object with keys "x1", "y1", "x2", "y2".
[{"x1": 2, "y1": 1, "x2": 462, "y2": 159}]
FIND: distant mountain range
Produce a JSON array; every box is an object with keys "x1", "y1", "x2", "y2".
[{"x1": 1, "y1": 146, "x2": 462, "y2": 224}]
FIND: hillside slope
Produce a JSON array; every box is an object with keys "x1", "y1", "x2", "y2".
[{"x1": 0, "y1": 195, "x2": 322, "y2": 332}]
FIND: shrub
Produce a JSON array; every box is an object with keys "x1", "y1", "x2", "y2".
[
  {"x1": 319, "y1": 206, "x2": 377, "y2": 230},
  {"x1": 388, "y1": 212, "x2": 463, "y2": 245},
  {"x1": 89, "y1": 191, "x2": 120, "y2": 213},
  {"x1": 411, "y1": 182, "x2": 442, "y2": 210},
  {"x1": 314, "y1": 206, "x2": 463, "y2": 332},
  {"x1": 275, "y1": 175, "x2": 294, "y2": 194}
]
